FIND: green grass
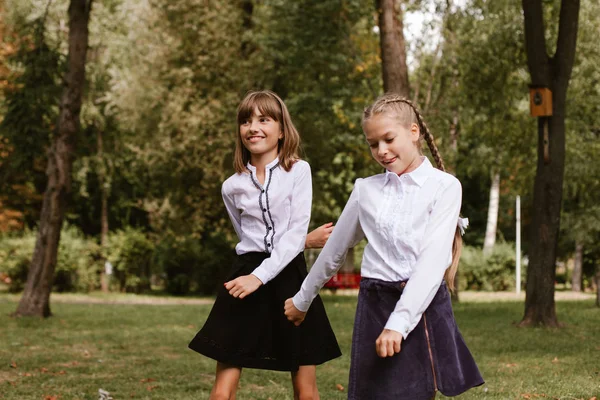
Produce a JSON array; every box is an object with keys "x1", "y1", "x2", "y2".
[{"x1": 0, "y1": 294, "x2": 599, "y2": 400}]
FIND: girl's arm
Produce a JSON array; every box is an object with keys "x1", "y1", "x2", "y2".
[
  {"x1": 291, "y1": 181, "x2": 365, "y2": 313},
  {"x1": 384, "y1": 178, "x2": 462, "y2": 339},
  {"x1": 305, "y1": 222, "x2": 334, "y2": 249},
  {"x1": 250, "y1": 161, "x2": 313, "y2": 285},
  {"x1": 222, "y1": 181, "x2": 242, "y2": 240}
]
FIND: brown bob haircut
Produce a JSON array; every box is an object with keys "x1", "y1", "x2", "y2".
[{"x1": 234, "y1": 90, "x2": 301, "y2": 173}]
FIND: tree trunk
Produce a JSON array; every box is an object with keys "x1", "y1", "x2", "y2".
[
  {"x1": 571, "y1": 241, "x2": 582, "y2": 292},
  {"x1": 377, "y1": 0, "x2": 409, "y2": 96},
  {"x1": 519, "y1": 0, "x2": 580, "y2": 327},
  {"x1": 15, "y1": 0, "x2": 93, "y2": 317},
  {"x1": 483, "y1": 172, "x2": 500, "y2": 254}
]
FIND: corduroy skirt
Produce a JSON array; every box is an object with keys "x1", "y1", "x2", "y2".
[
  {"x1": 188, "y1": 251, "x2": 342, "y2": 372},
  {"x1": 348, "y1": 278, "x2": 484, "y2": 400}
]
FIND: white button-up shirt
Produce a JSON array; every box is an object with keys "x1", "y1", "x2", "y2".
[
  {"x1": 292, "y1": 157, "x2": 462, "y2": 338},
  {"x1": 222, "y1": 157, "x2": 311, "y2": 285}
]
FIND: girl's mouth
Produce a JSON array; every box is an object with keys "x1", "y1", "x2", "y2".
[{"x1": 247, "y1": 135, "x2": 265, "y2": 143}]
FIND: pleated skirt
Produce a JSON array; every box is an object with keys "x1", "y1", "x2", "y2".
[
  {"x1": 348, "y1": 278, "x2": 484, "y2": 399},
  {"x1": 188, "y1": 252, "x2": 342, "y2": 372}
]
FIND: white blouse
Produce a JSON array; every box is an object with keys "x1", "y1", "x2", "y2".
[
  {"x1": 222, "y1": 157, "x2": 311, "y2": 285},
  {"x1": 292, "y1": 157, "x2": 462, "y2": 339}
]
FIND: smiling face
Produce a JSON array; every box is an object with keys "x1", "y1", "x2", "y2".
[
  {"x1": 363, "y1": 113, "x2": 422, "y2": 175},
  {"x1": 239, "y1": 106, "x2": 283, "y2": 162}
]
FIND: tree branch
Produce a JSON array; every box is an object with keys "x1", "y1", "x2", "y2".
[
  {"x1": 521, "y1": 0, "x2": 551, "y2": 85},
  {"x1": 553, "y1": 0, "x2": 580, "y2": 89}
]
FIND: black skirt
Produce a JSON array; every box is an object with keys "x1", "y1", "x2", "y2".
[
  {"x1": 348, "y1": 278, "x2": 484, "y2": 400},
  {"x1": 188, "y1": 252, "x2": 342, "y2": 372}
]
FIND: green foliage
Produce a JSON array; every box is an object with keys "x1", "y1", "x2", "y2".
[
  {"x1": 0, "y1": 11, "x2": 64, "y2": 226},
  {"x1": 55, "y1": 226, "x2": 103, "y2": 292},
  {"x1": 459, "y1": 243, "x2": 525, "y2": 291},
  {"x1": 2, "y1": 0, "x2": 598, "y2": 292},
  {"x1": 0, "y1": 225, "x2": 102, "y2": 292},
  {"x1": 0, "y1": 233, "x2": 35, "y2": 292},
  {"x1": 154, "y1": 231, "x2": 233, "y2": 296},
  {"x1": 105, "y1": 227, "x2": 154, "y2": 293}
]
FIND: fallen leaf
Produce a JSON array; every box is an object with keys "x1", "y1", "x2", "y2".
[
  {"x1": 10, "y1": 361, "x2": 17, "y2": 369},
  {"x1": 336, "y1": 383, "x2": 345, "y2": 392},
  {"x1": 505, "y1": 363, "x2": 517, "y2": 368},
  {"x1": 40, "y1": 367, "x2": 49, "y2": 373},
  {"x1": 589, "y1": 397, "x2": 597, "y2": 400},
  {"x1": 146, "y1": 385, "x2": 159, "y2": 391},
  {"x1": 140, "y1": 378, "x2": 155, "y2": 383},
  {"x1": 44, "y1": 396, "x2": 59, "y2": 400},
  {"x1": 83, "y1": 350, "x2": 91, "y2": 357},
  {"x1": 58, "y1": 370, "x2": 66, "y2": 375},
  {"x1": 23, "y1": 373, "x2": 32, "y2": 377},
  {"x1": 551, "y1": 357, "x2": 559, "y2": 363}
]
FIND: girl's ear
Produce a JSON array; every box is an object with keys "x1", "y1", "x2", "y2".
[
  {"x1": 410, "y1": 122, "x2": 420, "y2": 142},
  {"x1": 279, "y1": 130, "x2": 284, "y2": 140}
]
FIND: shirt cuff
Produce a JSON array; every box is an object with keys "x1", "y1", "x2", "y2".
[
  {"x1": 292, "y1": 293, "x2": 312, "y2": 312},
  {"x1": 384, "y1": 313, "x2": 412, "y2": 340},
  {"x1": 250, "y1": 270, "x2": 267, "y2": 285}
]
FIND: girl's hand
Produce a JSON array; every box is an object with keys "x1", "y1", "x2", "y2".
[
  {"x1": 224, "y1": 274, "x2": 263, "y2": 299},
  {"x1": 284, "y1": 298, "x2": 307, "y2": 326},
  {"x1": 305, "y1": 222, "x2": 334, "y2": 249},
  {"x1": 375, "y1": 329, "x2": 403, "y2": 358}
]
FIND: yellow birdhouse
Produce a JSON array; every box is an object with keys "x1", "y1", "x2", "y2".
[{"x1": 529, "y1": 87, "x2": 553, "y2": 117}]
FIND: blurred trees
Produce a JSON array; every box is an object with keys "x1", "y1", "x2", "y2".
[{"x1": 0, "y1": 0, "x2": 598, "y2": 302}]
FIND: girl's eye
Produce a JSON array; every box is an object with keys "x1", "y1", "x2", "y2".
[
  {"x1": 260, "y1": 117, "x2": 270, "y2": 123},
  {"x1": 369, "y1": 143, "x2": 377, "y2": 149},
  {"x1": 385, "y1": 138, "x2": 394, "y2": 143}
]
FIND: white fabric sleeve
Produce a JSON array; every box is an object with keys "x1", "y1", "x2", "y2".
[{"x1": 222, "y1": 180, "x2": 242, "y2": 241}]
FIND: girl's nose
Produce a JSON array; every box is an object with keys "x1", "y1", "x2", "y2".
[
  {"x1": 378, "y1": 144, "x2": 388, "y2": 157},
  {"x1": 249, "y1": 119, "x2": 260, "y2": 132}
]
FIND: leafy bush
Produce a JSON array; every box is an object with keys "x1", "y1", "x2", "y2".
[
  {"x1": 105, "y1": 228, "x2": 154, "y2": 293},
  {"x1": 154, "y1": 232, "x2": 233, "y2": 296},
  {"x1": 0, "y1": 225, "x2": 102, "y2": 292},
  {"x1": 459, "y1": 243, "x2": 526, "y2": 291}
]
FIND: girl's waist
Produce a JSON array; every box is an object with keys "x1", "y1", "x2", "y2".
[{"x1": 360, "y1": 276, "x2": 447, "y2": 293}]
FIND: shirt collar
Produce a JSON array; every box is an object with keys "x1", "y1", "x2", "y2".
[
  {"x1": 246, "y1": 156, "x2": 280, "y2": 172},
  {"x1": 385, "y1": 156, "x2": 432, "y2": 187}
]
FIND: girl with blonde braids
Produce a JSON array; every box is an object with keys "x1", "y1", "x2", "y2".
[{"x1": 285, "y1": 93, "x2": 483, "y2": 399}]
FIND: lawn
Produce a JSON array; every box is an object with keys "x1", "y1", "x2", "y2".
[{"x1": 0, "y1": 292, "x2": 599, "y2": 400}]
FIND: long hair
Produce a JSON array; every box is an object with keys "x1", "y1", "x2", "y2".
[
  {"x1": 362, "y1": 93, "x2": 463, "y2": 291},
  {"x1": 234, "y1": 90, "x2": 300, "y2": 173}
]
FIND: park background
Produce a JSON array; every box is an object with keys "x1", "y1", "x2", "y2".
[{"x1": 0, "y1": 0, "x2": 599, "y2": 399}]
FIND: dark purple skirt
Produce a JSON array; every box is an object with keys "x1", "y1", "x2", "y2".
[
  {"x1": 348, "y1": 278, "x2": 484, "y2": 400},
  {"x1": 188, "y1": 252, "x2": 341, "y2": 372}
]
